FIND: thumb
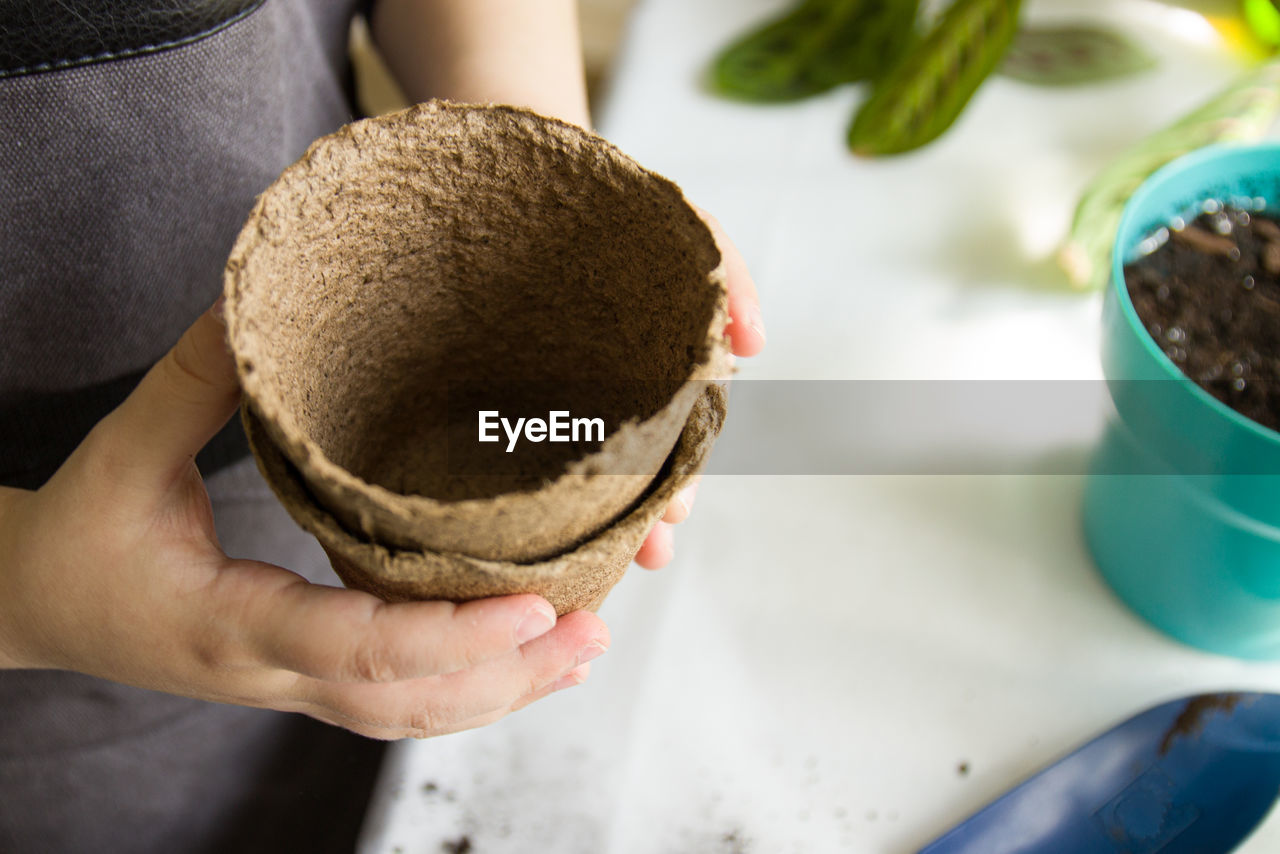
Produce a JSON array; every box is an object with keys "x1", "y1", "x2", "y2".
[{"x1": 103, "y1": 299, "x2": 241, "y2": 485}]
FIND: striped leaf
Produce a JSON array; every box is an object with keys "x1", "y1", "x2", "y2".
[
  {"x1": 1001, "y1": 25, "x2": 1156, "y2": 86},
  {"x1": 712, "y1": 0, "x2": 919, "y2": 103},
  {"x1": 847, "y1": 0, "x2": 1024, "y2": 156}
]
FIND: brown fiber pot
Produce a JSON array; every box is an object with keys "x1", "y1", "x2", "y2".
[
  {"x1": 244, "y1": 383, "x2": 727, "y2": 614},
  {"x1": 224, "y1": 101, "x2": 730, "y2": 562}
]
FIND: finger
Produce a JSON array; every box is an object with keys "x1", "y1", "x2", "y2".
[
  {"x1": 543, "y1": 662, "x2": 592, "y2": 698},
  {"x1": 214, "y1": 560, "x2": 558, "y2": 682},
  {"x1": 408, "y1": 610, "x2": 605, "y2": 726},
  {"x1": 634, "y1": 521, "x2": 674, "y2": 569},
  {"x1": 411, "y1": 664, "x2": 597, "y2": 737},
  {"x1": 696, "y1": 208, "x2": 765, "y2": 358},
  {"x1": 102, "y1": 300, "x2": 241, "y2": 486},
  {"x1": 660, "y1": 479, "x2": 701, "y2": 525},
  {"x1": 465, "y1": 661, "x2": 593, "y2": 727},
  {"x1": 289, "y1": 662, "x2": 594, "y2": 740},
  {"x1": 299, "y1": 610, "x2": 607, "y2": 738}
]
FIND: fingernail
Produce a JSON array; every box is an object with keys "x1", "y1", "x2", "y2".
[
  {"x1": 669, "y1": 493, "x2": 690, "y2": 523},
  {"x1": 576, "y1": 640, "x2": 608, "y2": 667},
  {"x1": 211, "y1": 294, "x2": 227, "y2": 323},
  {"x1": 746, "y1": 304, "x2": 766, "y2": 343},
  {"x1": 514, "y1": 603, "x2": 557, "y2": 644},
  {"x1": 677, "y1": 484, "x2": 698, "y2": 517}
]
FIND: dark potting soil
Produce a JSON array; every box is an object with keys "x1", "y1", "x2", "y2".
[{"x1": 1124, "y1": 204, "x2": 1280, "y2": 432}]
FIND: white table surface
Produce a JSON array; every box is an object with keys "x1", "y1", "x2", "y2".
[{"x1": 358, "y1": 2, "x2": 1280, "y2": 851}]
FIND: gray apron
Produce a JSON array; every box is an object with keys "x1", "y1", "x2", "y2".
[{"x1": 0, "y1": 2, "x2": 386, "y2": 849}]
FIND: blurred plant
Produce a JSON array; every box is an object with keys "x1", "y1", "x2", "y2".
[
  {"x1": 1001, "y1": 25, "x2": 1155, "y2": 86},
  {"x1": 711, "y1": 0, "x2": 1165, "y2": 156},
  {"x1": 713, "y1": 0, "x2": 1280, "y2": 287},
  {"x1": 848, "y1": 0, "x2": 1022, "y2": 156},
  {"x1": 1243, "y1": 0, "x2": 1280, "y2": 47},
  {"x1": 1060, "y1": 58, "x2": 1280, "y2": 289},
  {"x1": 712, "y1": 0, "x2": 919, "y2": 102}
]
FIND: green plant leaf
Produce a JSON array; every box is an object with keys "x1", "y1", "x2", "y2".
[
  {"x1": 1243, "y1": 0, "x2": 1280, "y2": 48},
  {"x1": 712, "y1": 0, "x2": 919, "y2": 103},
  {"x1": 847, "y1": 0, "x2": 1023, "y2": 157},
  {"x1": 1060, "y1": 59, "x2": 1280, "y2": 289},
  {"x1": 1000, "y1": 24, "x2": 1156, "y2": 86},
  {"x1": 807, "y1": 0, "x2": 920, "y2": 88}
]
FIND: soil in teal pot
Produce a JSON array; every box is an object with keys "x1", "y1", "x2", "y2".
[{"x1": 1124, "y1": 203, "x2": 1280, "y2": 432}]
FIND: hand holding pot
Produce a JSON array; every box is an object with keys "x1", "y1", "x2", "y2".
[
  {"x1": 0, "y1": 303, "x2": 609, "y2": 739},
  {"x1": 638, "y1": 206, "x2": 765, "y2": 569}
]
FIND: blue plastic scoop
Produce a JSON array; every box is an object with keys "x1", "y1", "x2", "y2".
[{"x1": 919, "y1": 693, "x2": 1280, "y2": 854}]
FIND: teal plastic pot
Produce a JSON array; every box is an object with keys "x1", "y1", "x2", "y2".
[{"x1": 1082, "y1": 143, "x2": 1280, "y2": 659}]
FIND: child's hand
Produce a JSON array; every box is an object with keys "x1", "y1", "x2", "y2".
[
  {"x1": 0, "y1": 303, "x2": 608, "y2": 739},
  {"x1": 636, "y1": 208, "x2": 764, "y2": 569}
]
